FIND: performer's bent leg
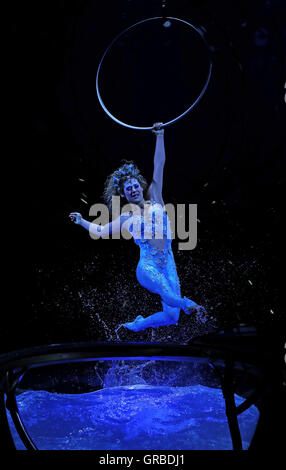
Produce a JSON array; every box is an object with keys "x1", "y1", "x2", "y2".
[
  {"x1": 123, "y1": 265, "x2": 198, "y2": 331},
  {"x1": 134, "y1": 309, "x2": 177, "y2": 329},
  {"x1": 161, "y1": 301, "x2": 180, "y2": 324},
  {"x1": 123, "y1": 306, "x2": 180, "y2": 331},
  {"x1": 136, "y1": 265, "x2": 184, "y2": 309}
]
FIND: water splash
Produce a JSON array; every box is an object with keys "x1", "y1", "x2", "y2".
[
  {"x1": 29, "y1": 226, "x2": 280, "y2": 346},
  {"x1": 95, "y1": 313, "x2": 115, "y2": 341}
]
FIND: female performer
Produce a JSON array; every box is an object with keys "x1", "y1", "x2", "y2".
[{"x1": 69, "y1": 123, "x2": 207, "y2": 331}]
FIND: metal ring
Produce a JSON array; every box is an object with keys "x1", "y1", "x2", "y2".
[{"x1": 96, "y1": 17, "x2": 213, "y2": 130}]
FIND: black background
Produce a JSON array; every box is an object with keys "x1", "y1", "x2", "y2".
[{"x1": 5, "y1": 0, "x2": 285, "y2": 352}]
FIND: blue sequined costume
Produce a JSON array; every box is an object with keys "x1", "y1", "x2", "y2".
[{"x1": 123, "y1": 201, "x2": 198, "y2": 330}]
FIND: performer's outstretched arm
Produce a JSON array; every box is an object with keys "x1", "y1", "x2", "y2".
[
  {"x1": 69, "y1": 212, "x2": 130, "y2": 237},
  {"x1": 147, "y1": 122, "x2": 165, "y2": 206}
]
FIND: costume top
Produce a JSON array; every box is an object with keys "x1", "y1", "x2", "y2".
[
  {"x1": 124, "y1": 200, "x2": 180, "y2": 296},
  {"x1": 128, "y1": 200, "x2": 172, "y2": 246},
  {"x1": 126, "y1": 200, "x2": 175, "y2": 271}
]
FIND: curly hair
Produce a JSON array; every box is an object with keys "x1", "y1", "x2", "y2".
[{"x1": 103, "y1": 160, "x2": 148, "y2": 211}]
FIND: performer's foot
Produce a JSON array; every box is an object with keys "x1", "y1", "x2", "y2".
[
  {"x1": 183, "y1": 297, "x2": 208, "y2": 322},
  {"x1": 183, "y1": 296, "x2": 199, "y2": 315},
  {"x1": 123, "y1": 315, "x2": 145, "y2": 332}
]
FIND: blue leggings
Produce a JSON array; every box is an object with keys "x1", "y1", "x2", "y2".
[
  {"x1": 135, "y1": 258, "x2": 183, "y2": 327},
  {"x1": 123, "y1": 245, "x2": 205, "y2": 331}
]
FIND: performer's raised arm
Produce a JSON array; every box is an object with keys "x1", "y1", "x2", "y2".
[{"x1": 146, "y1": 122, "x2": 165, "y2": 206}]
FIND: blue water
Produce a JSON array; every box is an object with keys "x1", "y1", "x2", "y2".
[{"x1": 8, "y1": 384, "x2": 259, "y2": 450}]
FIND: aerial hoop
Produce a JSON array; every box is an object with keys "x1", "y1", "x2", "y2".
[{"x1": 96, "y1": 16, "x2": 213, "y2": 130}]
